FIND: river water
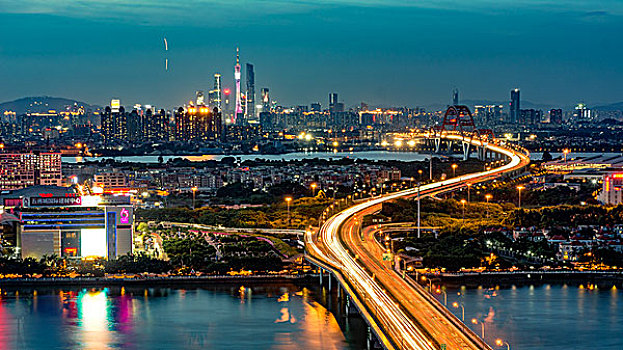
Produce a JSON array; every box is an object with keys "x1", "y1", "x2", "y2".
[
  {"x1": 0, "y1": 283, "x2": 364, "y2": 350},
  {"x1": 440, "y1": 284, "x2": 623, "y2": 350},
  {"x1": 1, "y1": 282, "x2": 621, "y2": 349},
  {"x1": 64, "y1": 151, "x2": 621, "y2": 164}
]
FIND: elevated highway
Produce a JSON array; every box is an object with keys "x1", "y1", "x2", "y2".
[{"x1": 305, "y1": 132, "x2": 530, "y2": 350}]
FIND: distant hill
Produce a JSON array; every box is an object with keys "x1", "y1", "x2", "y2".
[
  {"x1": 0, "y1": 96, "x2": 101, "y2": 115},
  {"x1": 593, "y1": 102, "x2": 623, "y2": 111}
]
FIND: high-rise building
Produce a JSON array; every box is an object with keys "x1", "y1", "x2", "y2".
[
  {"x1": 329, "y1": 93, "x2": 338, "y2": 112},
  {"x1": 574, "y1": 103, "x2": 592, "y2": 121},
  {"x1": 310, "y1": 103, "x2": 321, "y2": 112},
  {"x1": 174, "y1": 106, "x2": 222, "y2": 141},
  {"x1": 101, "y1": 104, "x2": 127, "y2": 144},
  {"x1": 261, "y1": 88, "x2": 270, "y2": 112},
  {"x1": 208, "y1": 73, "x2": 222, "y2": 112},
  {"x1": 509, "y1": 88, "x2": 520, "y2": 124},
  {"x1": 234, "y1": 48, "x2": 243, "y2": 124},
  {"x1": 223, "y1": 88, "x2": 231, "y2": 121},
  {"x1": 549, "y1": 109, "x2": 563, "y2": 124},
  {"x1": 452, "y1": 88, "x2": 459, "y2": 105},
  {"x1": 246, "y1": 63, "x2": 255, "y2": 120}
]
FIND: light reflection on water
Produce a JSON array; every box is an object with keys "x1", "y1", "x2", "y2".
[
  {"x1": 0, "y1": 285, "x2": 356, "y2": 350},
  {"x1": 441, "y1": 284, "x2": 623, "y2": 350}
]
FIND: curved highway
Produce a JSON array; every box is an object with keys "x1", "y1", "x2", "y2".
[{"x1": 306, "y1": 134, "x2": 531, "y2": 350}]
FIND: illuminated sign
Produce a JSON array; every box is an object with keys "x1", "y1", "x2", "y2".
[
  {"x1": 26, "y1": 196, "x2": 82, "y2": 207},
  {"x1": 120, "y1": 208, "x2": 130, "y2": 224}
]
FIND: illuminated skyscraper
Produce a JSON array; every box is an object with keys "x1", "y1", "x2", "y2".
[
  {"x1": 452, "y1": 88, "x2": 459, "y2": 105},
  {"x1": 234, "y1": 48, "x2": 243, "y2": 123},
  {"x1": 246, "y1": 63, "x2": 255, "y2": 120},
  {"x1": 208, "y1": 73, "x2": 222, "y2": 111},
  {"x1": 509, "y1": 88, "x2": 520, "y2": 124},
  {"x1": 195, "y1": 91, "x2": 205, "y2": 106},
  {"x1": 329, "y1": 93, "x2": 338, "y2": 112}
]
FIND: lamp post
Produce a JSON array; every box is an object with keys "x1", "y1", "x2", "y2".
[
  {"x1": 452, "y1": 301, "x2": 465, "y2": 321},
  {"x1": 471, "y1": 318, "x2": 485, "y2": 339},
  {"x1": 435, "y1": 287, "x2": 447, "y2": 305},
  {"x1": 467, "y1": 183, "x2": 472, "y2": 202},
  {"x1": 451, "y1": 163, "x2": 458, "y2": 178},
  {"x1": 516, "y1": 185, "x2": 525, "y2": 208},
  {"x1": 563, "y1": 148, "x2": 570, "y2": 164},
  {"x1": 460, "y1": 199, "x2": 467, "y2": 225},
  {"x1": 417, "y1": 183, "x2": 421, "y2": 239},
  {"x1": 495, "y1": 339, "x2": 510, "y2": 350},
  {"x1": 310, "y1": 183, "x2": 317, "y2": 197},
  {"x1": 485, "y1": 194, "x2": 492, "y2": 218},
  {"x1": 191, "y1": 186, "x2": 198, "y2": 210},
  {"x1": 285, "y1": 196, "x2": 293, "y2": 226}
]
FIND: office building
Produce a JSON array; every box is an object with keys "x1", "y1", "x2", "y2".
[
  {"x1": 0, "y1": 186, "x2": 133, "y2": 260},
  {"x1": 101, "y1": 105, "x2": 127, "y2": 144},
  {"x1": 329, "y1": 93, "x2": 338, "y2": 112},
  {"x1": 246, "y1": 63, "x2": 255, "y2": 120},
  {"x1": 208, "y1": 73, "x2": 222, "y2": 111},
  {"x1": 509, "y1": 88, "x2": 520, "y2": 124}
]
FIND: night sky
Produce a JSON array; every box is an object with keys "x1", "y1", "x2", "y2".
[{"x1": 1, "y1": 1, "x2": 622, "y2": 108}]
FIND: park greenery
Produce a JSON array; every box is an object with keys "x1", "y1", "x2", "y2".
[{"x1": 137, "y1": 197, "x2": 329, "y2": 229}]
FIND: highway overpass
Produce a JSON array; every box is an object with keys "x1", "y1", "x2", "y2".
[{"x1": 306, "y1": 131, "x2": 531, "y2": 350}]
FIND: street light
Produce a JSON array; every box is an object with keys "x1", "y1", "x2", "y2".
[
  {"x1": 485, "y1": 194, "x2": 492, "y2": 218},
  {"x1": 310, "y1": 183, "x2": 317, "y2": 197},
  {"x1": 285, "y1": 196, "x2": 293, "y2": 225},
  {"x1": 467, "y1": 183, "x2": 472, "y2": 202},
  {"x1": 495, "y1": 339, "x2": 510, "y2": 350},
  {"x1": 435, "y1": 287, "x2": 447, "y2": 305},
  {"x1": 460, "y1": 199, "x2": 467, "y2": 225},
  {"x1": 451, "y1": 163, "x2": 458, "y2": 178},
  {"x1": 452, "y1": 301, "x2": 465, "y2": 321},
  {"x1": 516, "y1": 185, "x2": 525, "y2": 208},
  {"x1": 563, "y1": 148, "x2": 570, "y2": 164},
  {"x1": 191, "y1": 186, "x2": 198, "y2": 210},
  {"x1": 471, "y1": 318, "x2": 485, "y2": 339}
]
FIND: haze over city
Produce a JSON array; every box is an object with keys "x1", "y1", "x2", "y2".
[{"x1": 2, "y1": 0, "x2": 623, "y2": 107}]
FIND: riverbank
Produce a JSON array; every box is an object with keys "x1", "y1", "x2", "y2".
[
  {"x1": 422, "y1": 270, "x2": 623, "y2": 289},
  {"x1": 0, "y1": 274, "x2": 317, "y2": 287}
]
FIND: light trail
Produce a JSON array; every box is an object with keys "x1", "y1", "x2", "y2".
[{"x1": 308, "y1": 134, "x2": 530, "y2": 350}]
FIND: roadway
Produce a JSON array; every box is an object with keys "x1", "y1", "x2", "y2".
[{"x1": 306, "y1": 135, "x2": 531, "y2": 350}]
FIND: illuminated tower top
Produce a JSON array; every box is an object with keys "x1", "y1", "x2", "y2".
[{"x1": 234, "y1": 47, "x2": 243, "y2": 120}]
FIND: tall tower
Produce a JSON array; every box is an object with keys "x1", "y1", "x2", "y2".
[
  {"x1": 246, "y1": 63, "x2": 255, "y2": 120},
  {"x1": 329, "y1": 93, "x2": 338, "y2": 112},
  {"x1": 209, "y1": 73, "x2": 222, "y2": 111},
  {"x1": 510, "y1": 88, "x2": 520, "y2": 124},
  {"x1": 452, "y1": 88, "x2": 459, "y2": 105},
  {"x1": 234, "y1": 48, "x2": 243, "y2": 123}
]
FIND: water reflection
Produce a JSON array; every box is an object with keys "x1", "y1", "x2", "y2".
[{"x1": 0, "y1": 284, "x2": 356, "y2": 350}]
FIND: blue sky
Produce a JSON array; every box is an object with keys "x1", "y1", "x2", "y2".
[{"x1": 1, "y1": 0, "x2": 622, "y2": 108}]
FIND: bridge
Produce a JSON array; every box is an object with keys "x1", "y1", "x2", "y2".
[{"x1": 305, "y1": 105, "x2": 531, "y2": 350}]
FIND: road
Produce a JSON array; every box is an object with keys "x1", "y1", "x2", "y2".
[{"x1": 306, "y1": 135, "x2": 530, "y2": 350}]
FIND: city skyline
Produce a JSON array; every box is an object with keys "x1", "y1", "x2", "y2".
[{"x1": 1, "y1": 1, "x2": 623, "y2": 108}]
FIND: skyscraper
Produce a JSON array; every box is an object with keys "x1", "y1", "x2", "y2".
[
  {"x1": 234, "y1": 48, "x2": 243, "y2": 124},
  {"x1": 261, "y1": 88, "x2": 270, "y2": 111},
  {"x1": 452, "y1": 88, "x2": 459, "y2": 105},
  {"x1": 208, "y1": 73, "x2": 222, "y2": 112},
  {"x1": 246, "y1": 63, "x2": 255, "y2": 120},
  {"x1": 329, "y1": 93, "x2": 338, "y2": 112},
  {"x1": 195, "y1": 91, "x2": 205, "y2": 106},
  {"x1": 509, "y1": 88, "x2": 520, "y2": 124}
]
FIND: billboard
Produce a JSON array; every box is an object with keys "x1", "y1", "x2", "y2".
[{"x1": 24, "y1": 196, "x2": 82, "y2": 207}]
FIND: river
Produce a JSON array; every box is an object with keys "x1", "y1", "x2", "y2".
[
  {"x1": 0, "y1": 283, "x2": 365, "y2": 350},
  {"x1": 63, "y1": 151, "x2": 621, "y2": 164},
  {"x1": 440, "y1": 284, "x2": 623, "y2": 349}
]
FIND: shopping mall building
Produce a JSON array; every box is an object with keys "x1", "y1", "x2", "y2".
[{"x1": 0, "y1": 185, "x2": 133, "y2": 260}]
